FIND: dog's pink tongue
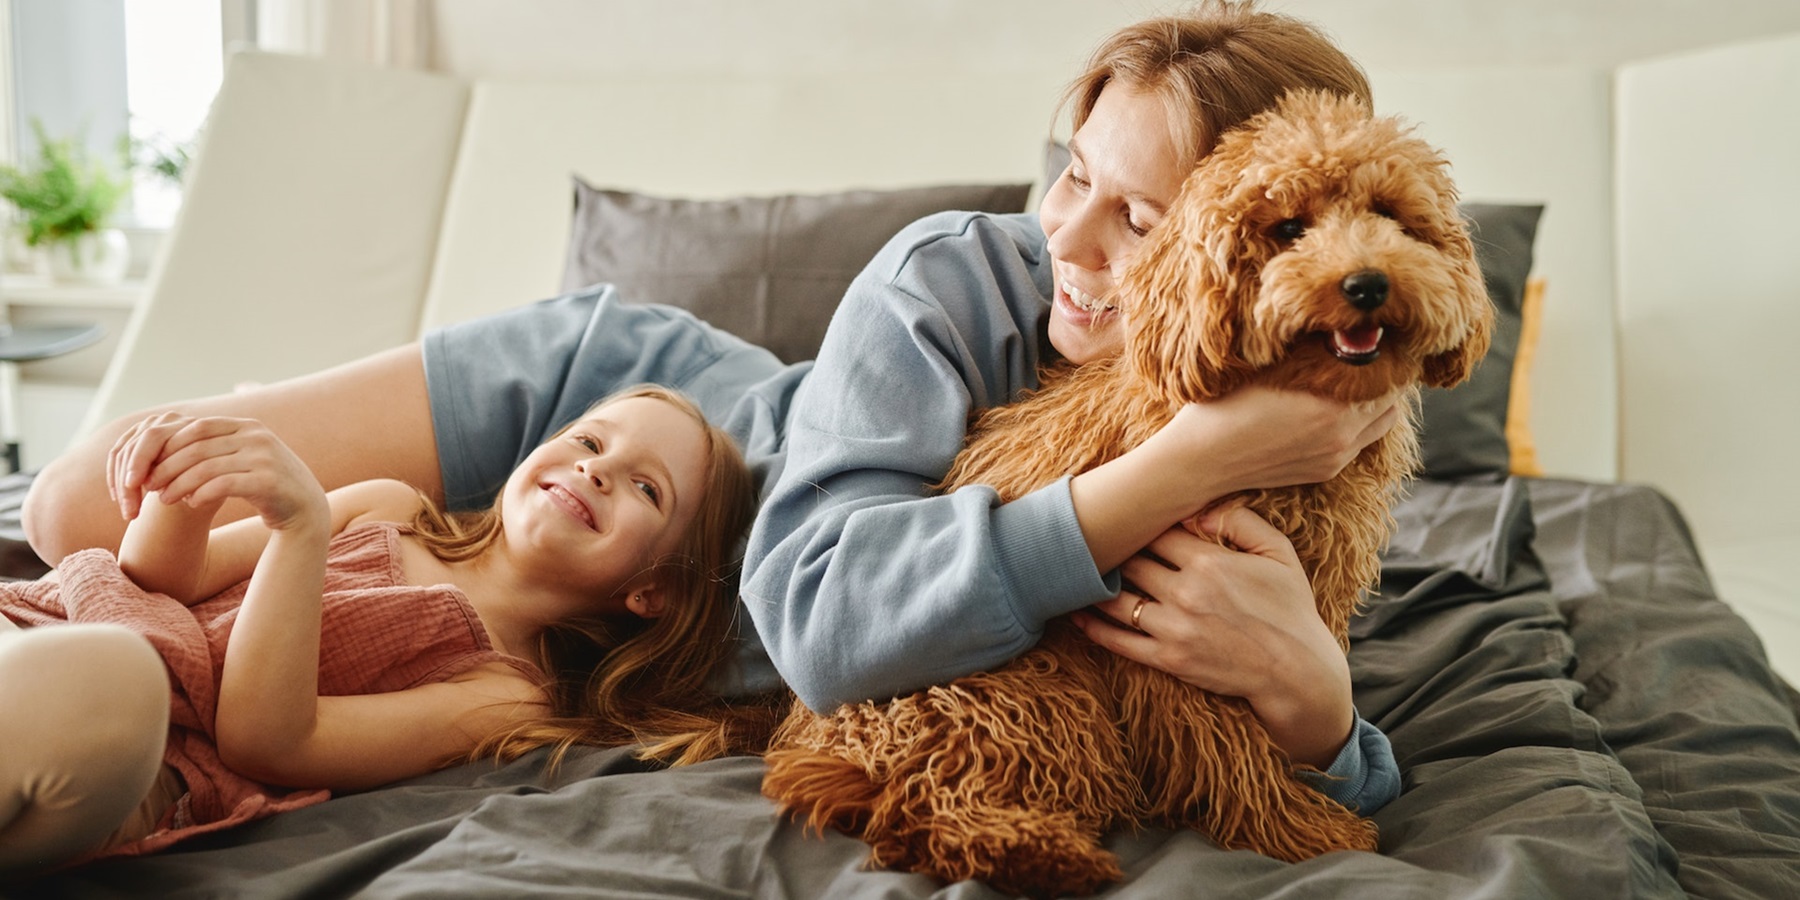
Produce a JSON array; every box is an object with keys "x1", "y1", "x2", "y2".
[{"x1": 1334, "y1": 324, "x2": 1384, "y2": 354}]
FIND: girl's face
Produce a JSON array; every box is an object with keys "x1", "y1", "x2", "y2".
[
  {"x1": 500, "y1": 396, "x2": 711, "y2": 604},
  {"x1": 1038, "y1": 80, "x2": 1192, "y2": 365}
]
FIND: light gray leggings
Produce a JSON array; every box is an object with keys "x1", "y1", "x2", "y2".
[{"x1": 0, "y1": 618, "x2": 172, "y2": 877}]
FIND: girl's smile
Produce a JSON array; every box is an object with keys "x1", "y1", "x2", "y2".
[{"x1": 540, "y1": 479, "x2": 599, "y2": 531}]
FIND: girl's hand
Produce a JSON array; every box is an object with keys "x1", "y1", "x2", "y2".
[
  {"x1": 108, "y1": 411, "x2": 186, "y2": 521},
  {"x1": 1072, "y1": 503, "x2": 1354, "y2": 769},
  {"x1": 1166, "y1": 386, "x2": 1402, "y2": 498},
  {"x1": 108, "y1": 413, "x2": 327, "y2": 533}
]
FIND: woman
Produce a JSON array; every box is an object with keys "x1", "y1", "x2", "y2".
[{"x1": 25, "y1": 1, "x2": 1400, "y2": 813}]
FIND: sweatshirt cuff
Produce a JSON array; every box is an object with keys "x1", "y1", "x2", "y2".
[
  {"x1": 988, "y1": 476, "x2": 1120, "y2": 629},
  {"x1": 1298, "y1": 712, "x2": 1402, "y2": 814}
]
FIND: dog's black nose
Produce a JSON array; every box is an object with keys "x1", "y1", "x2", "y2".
[{"x1": 1341, "y1": 269, "x2": 1389, "y2": 311}]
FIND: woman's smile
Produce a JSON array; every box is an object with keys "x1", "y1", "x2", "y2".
[{"x1": 1054, "y1": 271, "x2": 1119, "y2": 330}]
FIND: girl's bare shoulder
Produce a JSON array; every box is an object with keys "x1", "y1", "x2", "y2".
[
  {"x1": 448, "y1": 660, "x2": 555, "y2": 716},
  {"x1": 332, "y1": 478, "x2": 430, "y2": 531}
]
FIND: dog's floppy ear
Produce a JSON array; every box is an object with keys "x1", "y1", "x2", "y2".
[
  {"x1": 1421, "y1": 242, "x2": 1495, "y2": 387},
  {"x1": 1124, "y1": 158, "x2": 1254, "y2": 404}
]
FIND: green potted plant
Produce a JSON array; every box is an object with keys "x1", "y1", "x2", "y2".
[{"x1": 0, "y1": 119, "x2": 131, "y2": 283}]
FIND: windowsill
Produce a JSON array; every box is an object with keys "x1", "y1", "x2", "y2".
[{"x1": 1, "y1": 275, "x2": 148, "y2": 310}]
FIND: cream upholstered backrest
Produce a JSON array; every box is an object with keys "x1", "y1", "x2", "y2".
[
  {"x1": 82, "y1": 51, "x2": 1070, "y2": 433},
  {"x1": 82, "y1": 52, "x2": 469, "y2": 433}
]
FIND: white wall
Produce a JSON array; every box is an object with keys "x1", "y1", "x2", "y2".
[
  {"x1": 1614, "y1": 33, "x2": 1800, "y2": 679},
  {"x1": 1368, "y1": 67, "x2": 1617, "y2": 480},
  {"x1": 423, "y1": 1, "x2": 1800, "y2": 77},
  {"x1": 1617, "y1": 32, "x2": 1800, "y2": 547}
]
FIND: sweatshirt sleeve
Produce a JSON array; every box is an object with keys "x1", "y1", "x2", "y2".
[
  {"x1": 1297, "y1": 713, "x2": 1403, "y2": 813},
  {"x1": 740, "y1": 212, "x2": 1119, "y2": 711}
]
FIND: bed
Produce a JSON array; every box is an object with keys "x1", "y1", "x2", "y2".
[
  {"x1": 11, "y1": 475, "x2": 1798, "y2": 898},
  {"x1": 9, "y1": 50, "x2": 1800, "y2": 898}
]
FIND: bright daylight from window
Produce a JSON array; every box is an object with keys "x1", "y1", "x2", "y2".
[{"x1": 123, "y1": 0, "x2": 221, "y2": 227}]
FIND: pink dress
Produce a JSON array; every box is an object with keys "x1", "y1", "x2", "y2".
[{"x1": 0, "y1": 522, "x2": 541, "y2": 857}]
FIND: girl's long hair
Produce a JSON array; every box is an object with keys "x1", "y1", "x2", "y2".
[{"x1": 411, "y1": 385, "x2": 776, "y2": 770}]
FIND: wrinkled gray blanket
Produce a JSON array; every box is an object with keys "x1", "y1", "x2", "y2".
[{"x1": 16, "y1": 477, "x2": 1800, "y2": 899}]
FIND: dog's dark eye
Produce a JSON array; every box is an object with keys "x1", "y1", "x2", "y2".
[
  {"x1": 1374, "y1": 203, "x2": 1399, "y2": 220},
  {"x1": 1271, "y1": 218, "x2": 1307, "y2": 242}
]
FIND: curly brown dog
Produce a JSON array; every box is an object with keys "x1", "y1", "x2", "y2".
[{"x1": 762, "y1": 90, "x2": 1494, "y2": 897}]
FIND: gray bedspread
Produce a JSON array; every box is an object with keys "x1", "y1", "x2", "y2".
[{"x1": 15, "y1": 477, "x2": 1800, "y2": 899}]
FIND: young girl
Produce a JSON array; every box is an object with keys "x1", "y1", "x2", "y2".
[{"x1": 0, "y1": 385, "x2": 757, "y2": 877}]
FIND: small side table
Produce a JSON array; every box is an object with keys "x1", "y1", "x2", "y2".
[{"x1": 0, "y1": 322, "x2": 106, "y2": 472}]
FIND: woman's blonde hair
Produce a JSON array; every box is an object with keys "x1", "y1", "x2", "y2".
[
  {"x1": 412, "y1": 385, "x2": 771, "y2": 769},
  {"x1": 1065, "y1": 0, "x2": 1372, "y2": 166}
]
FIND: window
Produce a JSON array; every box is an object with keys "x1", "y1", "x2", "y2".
[
  {"x1": 1, "y1": 0, "x2": 222, "y2": 231},
  {"x1": 123, "y1": 0, "x2": 222, "y2": 226}
]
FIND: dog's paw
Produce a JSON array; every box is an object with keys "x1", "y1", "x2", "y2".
[
  {"x1": 888, "y1": 809, "x2": 1123, "y2": 899},
  {"x1": 761, "y1": 749, "x2": 881, "y2": 835}
]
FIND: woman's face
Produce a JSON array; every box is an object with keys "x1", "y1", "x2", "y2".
[{"x1": 1038, "y1": 81, "x2": 1192, "y2": 365}]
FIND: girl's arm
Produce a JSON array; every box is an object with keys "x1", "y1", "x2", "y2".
[
  {"x1": 218, "y1": 662, "x2": 548, "y2": 792},
  {"x1": 164, "y1": 431, "x2": 435, "y2": 784},
  {"x1": 108, "y1": 414, "x2": 338, "y2": 770},
  {"x1": 103, "y1": 413, "x2": 450, "y2": 786},
  {"x1": 118, "y1": 478, "x2": 424, "y2": 605},
  {"x1": 111, "y1": 412, "x2": 425, "y2": 603}
]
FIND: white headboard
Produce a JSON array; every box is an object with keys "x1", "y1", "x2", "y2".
[{"x1": 420, "y1": 71, "x2": 1071, "y2": 330}]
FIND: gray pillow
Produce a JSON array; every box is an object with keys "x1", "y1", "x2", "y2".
[
  {"x1": 562, "y1": 177, "x2": 1033, "y2": 364},
  {"x1": 1417, "y1": 203, "x2": 1544, "y2": 479}
]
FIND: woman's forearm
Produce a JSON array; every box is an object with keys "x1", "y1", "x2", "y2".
[
  {"x1": 1068, "y1": 425, "x2": 1233, "y2": 573},
  {"x1": 1069, "y1": 390, "x2": 1399, "y2": 574}
]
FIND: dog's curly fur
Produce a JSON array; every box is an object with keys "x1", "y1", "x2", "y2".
[{"x1": 761, "y1": 91, "x2": 1494, "y2": 897}]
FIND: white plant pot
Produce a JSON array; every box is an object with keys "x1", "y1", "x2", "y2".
[{"x1": 43, "y1": 228, "x2": 130, "y2": 284}]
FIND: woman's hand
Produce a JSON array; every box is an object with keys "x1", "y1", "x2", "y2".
[
  {"x1": 1167, "y1": 385, "x2": 1403, "y2": 497},
  {"x1": 108, "y1": 413, "x2": 327, "y2": 533},
  {"x1": 1071, "y1": 503, "x2": 1354, "y2": 769}
]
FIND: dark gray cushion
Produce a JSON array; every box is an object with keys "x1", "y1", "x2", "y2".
[
  {"x1": 561, "y1": 177, "x2": 1033, "y2": 364},
  {"x1": 0, "y1": 470, "x2": 49, "y2": 580},
  {"x1": 1417, "y1": 203, "x2": 1543, "y2": 479}
]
